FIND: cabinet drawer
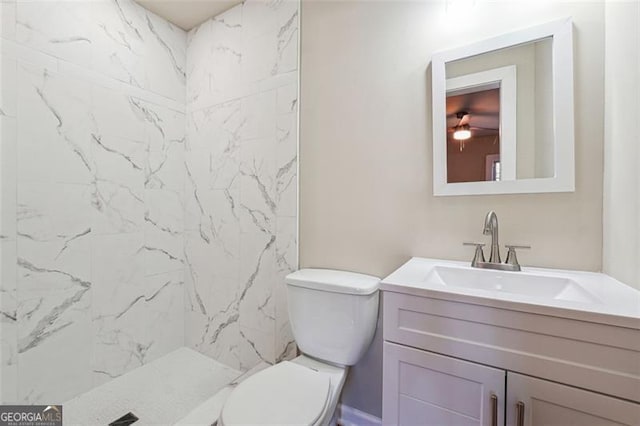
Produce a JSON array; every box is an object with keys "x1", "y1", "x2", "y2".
[
  {"x1": 383, "y1": 291, "x2": 640, "y2": 402},
  {"x1": 383, "y1": 342, "x2": 505, "y2": 426}
]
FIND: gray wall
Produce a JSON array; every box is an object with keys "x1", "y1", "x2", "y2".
[
  {"x1": 603, "y1": 1, "x2": 640, "y2": 290},
  {"x1": 299, "y1": 0, "x2": 605, "y2": 418}
]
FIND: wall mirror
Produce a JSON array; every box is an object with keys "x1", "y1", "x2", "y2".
[{"x1": 431, "y1": 18, "x2": 574, "y2": 196}]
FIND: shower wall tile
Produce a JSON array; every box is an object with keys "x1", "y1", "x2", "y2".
[
  {"x1": 92, "y1": 86, "x2": 146, "y2": 143},
  {"x1": 0, "y1": 115, "x2": 16, "y2": 240},
  {"x1": 3, "y1": 0, "x2": 295, "y2": 403},
  {"x1": 16, "y1": 179, "x2": 94, "y2": 402},
  {"x1": 17, "y1": 284, "x2": 93, "y2": 404},
  {"x1": 0, "y1": 239, "x2": 17, "y2": 404},
  {"x1": 144, "y1": 10, "x2": 186, "y2": 102},
  {"x1": 91, "y1": 233, "x2": 184, "y2": 384},
  {"x1": 240, "y1": 90, "x2": 277, "y2": 141},
  {"x1": 15, "y1": 0, "x2": 94, "y2": 68},
  {"x1": 17, "y1": 183, "x2": 93, "y2": 289},
  {"x1": 91, "y1": 232, "x2": 145, "y2": 320},
  {"x1": 1, "y1": 55, "x2": 17, "y2": 118},
  {"x1": 186, "y1": 6, "x2": 243, "y2": 110},
  {"x1": 143, "y1": 102, "x2": 185, "y2": 192},
  {"x1": 2, "y1": 0, "x2": 187, "y2": 404},
  {"x1": 141, "y1": 270, "x2": 184, "y2": 357},
  {"x1": 275, "y1": 216, "x2": 296, "y2": 362},
  {"x1": 238, "y1": 230, "x2": 276, "y2": 334},
  {"x1": 0, "y1": 0, "x2": 16, "y2": 41},
  {"x1": 241, "y1": 0, "x2": 299, "y2": 84},
  {"x1": 276, "y1": 216, "x2": 297, "y2": 282},
  {"x1": 207, "y1": 10, "x2": 244, "y2": 101},
  {"x1": 1, "y1": 37, "x2": 59, "y2": 71},
  {"x1": 17, "y1": 62, "x2": 94, "y2": 185},
  {"x1": 275, "y1": 112, "x2": 297, "y2": 217},
  {"x1": 14, "y1": 0, "x2": 186, "y2": 103},
  {"x1": 184, "y1": 230, "x2": 241, "y2": 369},
  {"x1": 237, "y1": 324, "x2": 275, "y2": 370},
  {"x1": 184, "y1": 188, "x2": 241, "y2": 278},
  {"x1": 241, "y1": 31, "x2": 277, "y2": 86},
  {"x1": 276, "y1": 82, "x2": 297, "y2": 115},
  {"x1": 91, "y1": 0, "x2": 148, "y2": 90},
  {"x1": 185, "y1": 20, "x2": 212, "y2": 107},
  {"x1": 185, "y1": 0, "x2": 298, "y2": 371},
  {"x1": 241, "y1": 0, "x2": 278, "y2": 39},
  {"x1": 91, "y1": 232, "x2": 183, "y2": 385},
  {"x1": 184, "y1": 231, "x2": 215, "y2": 351},
  {"x1": 239, "y1": 137, "x2": 277, "y2": 235},
  {"x1": 144, "y1": 189, "x2": 184, "y2": 275},
  {"x1": 274, "y1": 0, "x2": 299, "y2": 76},
  {"x1": 90, "y1": 134, "x2": 146, "y2": 235}
]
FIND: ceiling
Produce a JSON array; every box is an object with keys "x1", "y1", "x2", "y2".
[{"x1": 135, "y1": 0, "x2": 243, "y2": 31}]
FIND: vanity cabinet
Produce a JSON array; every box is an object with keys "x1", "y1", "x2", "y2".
[
  {"x1": 505, "y1": 372, "x2": 639, "y2": 426},
  {"x1": 381, "y1": 291, "x2": 640, "y2": 426},
  {"x1": 384, "y1": 342, "x2": 505, "y2": 426}
]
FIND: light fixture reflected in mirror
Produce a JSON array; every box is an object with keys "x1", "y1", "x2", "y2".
[{"x1": 453, "y1": 124, "x2": 471, "y2": 140}]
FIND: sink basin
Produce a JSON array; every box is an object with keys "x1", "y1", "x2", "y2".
[
  {"x1": 381, "y1": 258, "x2": 640, "y2": 326},
  {"x1": 427, "y1": 265, "x2": 602, "y2": 304}
]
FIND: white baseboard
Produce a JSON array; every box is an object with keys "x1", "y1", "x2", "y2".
[{"x1": 337, "y1": 403, "x2": 382, "y2": 426}]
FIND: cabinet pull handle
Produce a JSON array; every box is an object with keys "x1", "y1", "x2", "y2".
[
  {"x1": 490, "y1": 394, "x2": 498, "y2": 426},
  {"x1": 516, "y1": 401, "x2": 525, "y2": 426}
]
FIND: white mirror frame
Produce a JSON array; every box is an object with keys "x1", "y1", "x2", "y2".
[{"x1": 432, "y1": 18, "x2": 575, "y2": 196}]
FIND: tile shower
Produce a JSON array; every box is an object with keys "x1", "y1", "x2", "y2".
[{"x1": 0, "y1": 0, "x2": 298, "y2": 406}]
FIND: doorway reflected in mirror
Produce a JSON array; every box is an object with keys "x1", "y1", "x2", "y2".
[{"x1": 446, "y1": 87, "x2": 501, "y2": 183}]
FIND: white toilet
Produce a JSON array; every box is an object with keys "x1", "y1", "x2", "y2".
[{"x1": 220, "y1": 268, "x2": 380, "y2": 426}]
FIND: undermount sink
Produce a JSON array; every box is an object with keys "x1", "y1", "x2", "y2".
[
  {"x1": 381, "y1": 258, "x2": 640, "y2": 325},
  {"x1": 427, "y1": 265, "x2": 602, "y2": 304}
]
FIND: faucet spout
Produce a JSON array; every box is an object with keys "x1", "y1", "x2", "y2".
[{"x1": 483, "y1": 211, "x2": 501, "y2": 263}]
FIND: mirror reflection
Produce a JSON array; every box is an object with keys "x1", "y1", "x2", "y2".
[
  {"x1": 446, "y1": 88, "x2": 501, "y2": 183},
  {"x1": 444, "y1": 37, "x2": 554, "y2": 184}
]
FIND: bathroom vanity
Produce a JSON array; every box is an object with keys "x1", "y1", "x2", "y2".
[{"x1": 381, "y1": 258, "x2": 640, "y2": 426}]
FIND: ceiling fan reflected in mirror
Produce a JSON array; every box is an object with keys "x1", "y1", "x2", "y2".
[
  {"x1": 453, "y1": 112, "x2": 471, "y2": 141},
  {"x1": 449, "y1": 111, "x2": 499, "y2": 141}
]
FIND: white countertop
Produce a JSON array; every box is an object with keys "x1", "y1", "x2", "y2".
[{"x1": 381, "y1": 257, "x2": 640, "y2": 329}]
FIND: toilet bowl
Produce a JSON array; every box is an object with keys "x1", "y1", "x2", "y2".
[
  {"x1": 219, "y1": 269, "x2": 380, "y2": 426},
  {"x1": 220, "y1": 356, "x2": 346, "y2": 426}
]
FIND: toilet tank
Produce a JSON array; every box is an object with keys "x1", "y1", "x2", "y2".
[{"x1": 285, "y1": 269, "x2": 380, "y2": 366}]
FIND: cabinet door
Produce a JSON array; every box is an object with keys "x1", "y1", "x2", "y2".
[
  {"x1": 506, "y1": 372, "x2": 640, "y2": 426},
  {"x1": 383, "y1": 342, "x2": 505, "y2": 426}
]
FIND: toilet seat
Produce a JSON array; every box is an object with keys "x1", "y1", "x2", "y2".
[{"x1": 221, "y1": 361, "x2": 331, "y2": 426}]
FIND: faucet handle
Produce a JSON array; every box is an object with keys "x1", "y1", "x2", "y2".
[
  {"x1": 504, "y1": 245, "x2": 530, "y2": 270},
  {"x1": 505, "y1": 244, "x2": 531, "y2": 250},
  {"x1": 463, "y1": 242, "x2": 486, "y2": 267}
]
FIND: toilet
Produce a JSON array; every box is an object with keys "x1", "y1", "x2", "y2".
[{"x1": 220, "y1": 268, "x2": 380, "y2": 426}]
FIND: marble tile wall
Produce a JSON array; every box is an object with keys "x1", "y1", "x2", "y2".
[
  {"x1": 0, "y1": 0, "x2": 186, "y2": 404},
  {"x1": 184, "y1": 0, "x2": 299, "y2": 371}
]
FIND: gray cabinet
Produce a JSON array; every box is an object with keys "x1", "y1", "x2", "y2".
[
  {"x1": 382, "y1": 292, "x2": 640, "y2": 426},
  {"x1": 383, "y1": 342, "x2": 505, "y2": 426},
  {"x1": 505, "y1": 372, "x2": 640, "y2": 426}
]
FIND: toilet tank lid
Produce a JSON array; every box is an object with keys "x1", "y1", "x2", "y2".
[{"x1": 286, "y1": 269, "x2": 380, "y2": 295}]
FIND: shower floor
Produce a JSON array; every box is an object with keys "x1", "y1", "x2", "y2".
[{"x1": 63, "y1": 347, "x2": 264, "y2": 425}]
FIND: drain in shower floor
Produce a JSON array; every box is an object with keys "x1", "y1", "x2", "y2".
[{"x1": 108, "y1": 412, "x2": 139, "y2": 426}]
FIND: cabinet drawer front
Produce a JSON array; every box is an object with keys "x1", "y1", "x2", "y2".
[
  {"x1": 383, "y1": 342, "x2": 505, "y2": 426},
  {"x1": 506, "y1": 372, "x2": 640, "y2": 426},
  {"x1": 383, "y1": 291, "x2": 640, "y2": 402}
]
